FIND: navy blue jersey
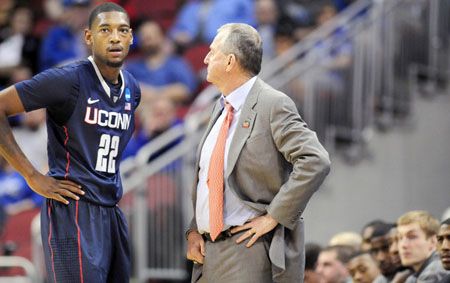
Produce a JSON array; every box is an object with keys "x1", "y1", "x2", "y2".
[{"x1": 16, "y1": 57, "x2": 141, "y2": 206}]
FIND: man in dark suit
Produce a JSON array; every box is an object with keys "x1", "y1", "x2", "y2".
[{"x1": 186, "y1": 23, "x2": 330, "y2": 282}]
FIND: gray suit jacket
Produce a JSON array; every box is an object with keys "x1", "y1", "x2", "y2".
[{"x1": 190, "y1": 78, "x2": 331, "y2": 282}]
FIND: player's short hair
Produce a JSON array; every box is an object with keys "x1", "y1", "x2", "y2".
[
  {"x1": 88, "y1": 2, "x2": 129, "y2": 28},
  {"x1": 397, "y1": 210, "x2": 440, "y2": 238},
  {"x1": 442, "y1": 218, "x2": 450, "y2": 225}
]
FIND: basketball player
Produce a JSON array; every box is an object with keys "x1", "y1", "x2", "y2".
[{"x1": 0, "y1": 3, "x2": 139, "y2": 282}]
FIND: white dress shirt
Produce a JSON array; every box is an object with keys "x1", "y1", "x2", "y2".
[{"x1": 196, "y1": 76, "x2": 260, "y2": 233}]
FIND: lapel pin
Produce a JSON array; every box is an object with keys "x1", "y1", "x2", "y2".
[{"x1": 242, "y1": 121, "x2": 250, "y2": 128}]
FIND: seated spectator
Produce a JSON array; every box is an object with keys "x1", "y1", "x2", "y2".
[
  {"x1": 386, "y1": 226, "x2": 413, "y2": 283},
  {"x1": 0, "y1": 155, "x2": 43, "y2": 216},
  {"x1": 0, "y1": 6, "x2": 40, "y2": 86},
  {"x1": 169, "y1": 0, "x2": 255, "y2": 49},
  {"x1": 437, "y1": 219, "x2": 450, "y2": 271},
  {"x1": 255, "y1": 0, "x2": 279, "y2": 64},
  {"x1": 397, "y1": 210, "x2": 449, "y2": 282},
  {"x1": 39, "y1": 0, "x2": 90, "y2": 71},
  {"x1": 126, "y1": 20, "x2": 197, "y2": 105},
  {"x1": 316, "y1": 245, "x2": 355, "y2": 283},
  {"x1": 329, "y1": 231, "x2": 363, "y2": 252},
  {"x1": 370, "y1": 222, "x2": 403, "y2": 281},
  {"x1": 12, "y1": 109, "x2": 48, "y2": 173},
  {"x1": 122, "y1": 97, "x2": 183, "y2": 163},
  {"x1": 347, "y1": 252, "x2": 382, "y2": 283},
  {"x1": 361, "y1": 220, "x2": 386, "y2": 252},
  {"x1": 305, "y1": 243, "x2": 322, "y2": 283}
]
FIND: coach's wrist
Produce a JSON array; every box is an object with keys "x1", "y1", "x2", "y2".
[{"x1": 185, "y1": 228, "x2": 198, "y2": 241}]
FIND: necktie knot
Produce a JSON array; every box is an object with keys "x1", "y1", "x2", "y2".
[{"x1": 224, "y1": 101, "x2": 234, "y2": 122}]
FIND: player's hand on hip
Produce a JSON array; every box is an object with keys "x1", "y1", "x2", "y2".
[
  {"x1": 26, "y1": 172, "x2": 84, "y2": 205},
  {"x1": 186, "y1": 230, "x2": 205, "y2": 265},
  {"x1": 231, "y1": 214, "x2": 278, "y2": 248}
]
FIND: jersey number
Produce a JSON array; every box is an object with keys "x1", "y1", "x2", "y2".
[{"x1": 95, "y1": 134, "x2": 120, "y2": 173}]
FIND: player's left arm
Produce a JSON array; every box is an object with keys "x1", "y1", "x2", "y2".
[{"x1": 0, "y1": 86, "x2": 84, "y2": 204}]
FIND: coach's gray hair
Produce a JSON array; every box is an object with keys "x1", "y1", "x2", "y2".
[{"x1": 217, "y1": 23, "x2": 263, "y2": 76}]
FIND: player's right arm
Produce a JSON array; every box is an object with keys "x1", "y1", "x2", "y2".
[{"x1": 0, "y1": 86, "x2": 84, "y2": 204}]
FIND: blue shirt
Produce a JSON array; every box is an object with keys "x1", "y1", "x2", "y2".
[
  {"x1": 169, "y1": 0, "x2": 256, "y2": 44},
  {"x1": 0, "y1": 170, "x2": 43, "y2": 207},
  {"x1": 16, "y1": 57, "x2": 141, "y2": 206},
  {"x1": 126, "y1": 56, "x2": 198, "y2": 94},
  {"x1": 39, "y1": 26, "x2": 86, "y2": 71}
]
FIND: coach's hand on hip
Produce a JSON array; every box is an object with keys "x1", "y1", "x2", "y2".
[
  {"x1": 26, "y1": 172, "x2": 85, "y2": 205},
  {"x1": 231, "y1": 214, "x2": 278, "y2": 248},
  {"x1": 187, "y1": 230, "x2": 205, "y2": 264}
]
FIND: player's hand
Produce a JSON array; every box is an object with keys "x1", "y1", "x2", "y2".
[
  {"x1": 231, "y1": 214, "x2": 278, "y2": 248},
  {"x1": 186, "y1": 230, "x2": 205, "y2": 265},
  {"x1": 25, "y1": 172, "x2": 85, "y2": 205}
]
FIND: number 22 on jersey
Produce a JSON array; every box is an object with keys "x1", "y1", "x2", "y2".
[{"x1": 95, "y1": 134, "x2": 120, "y2": 173}]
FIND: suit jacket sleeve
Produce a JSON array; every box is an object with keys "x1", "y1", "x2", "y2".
[{"x1": 266, "y1": 94, "x2": 331, "y2": 230}]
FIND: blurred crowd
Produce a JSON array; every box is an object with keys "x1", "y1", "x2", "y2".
[
  {"x1": 305, "y1": 210, "x2": 450, "y2": 283},
  {"x1": 0, "y1": 0, "x2": 357, "y2": 234}
]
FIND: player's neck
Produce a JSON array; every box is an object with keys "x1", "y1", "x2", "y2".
[{"x1": 93, "y1": 58, "x2": 121, "y2": 84}]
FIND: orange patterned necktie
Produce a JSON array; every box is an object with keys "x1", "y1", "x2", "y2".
[{"x1": 207, "y1": 101, "x2": 234, "y2": 241}]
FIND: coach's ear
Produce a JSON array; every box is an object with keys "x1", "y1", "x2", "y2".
[{"x1": 84, "y1": 29, "x2": 93, "y2": 46}]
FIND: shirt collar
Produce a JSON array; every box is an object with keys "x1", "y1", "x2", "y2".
[{"x1": 220, "y1": 76, "x2": 257, "y2": 111}]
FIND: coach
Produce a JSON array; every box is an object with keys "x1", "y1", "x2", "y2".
[{"x1": 186, "y1": 23, "x2": 331, "y2": 282}]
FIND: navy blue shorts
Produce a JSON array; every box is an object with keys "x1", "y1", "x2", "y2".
[{"x1": 40, "y1": 199, "x2": 130, "y2": 283}]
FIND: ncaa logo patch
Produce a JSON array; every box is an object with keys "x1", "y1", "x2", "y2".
[{"x1": 125, "y1": 88, "x2": 131, "y2": 102}]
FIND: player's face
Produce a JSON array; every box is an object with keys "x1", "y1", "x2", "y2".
[
  {"x1": 85, "y1": 11, "x2": 132, "y2": 68},
  {"x1": 437, "y1": 224, "x2": 450, "y2": 270}
]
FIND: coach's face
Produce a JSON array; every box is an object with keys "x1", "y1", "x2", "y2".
[
  {"x1": 204, "y1": 32, "x2": 230, "y2": 87},
  {"x1": 85, "y1": 11, "x2": 133, "y2": 68}
]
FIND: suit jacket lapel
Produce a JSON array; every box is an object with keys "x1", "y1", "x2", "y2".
[{"x1": 225, "y1": 79, "x2": 262, "y2": 178}]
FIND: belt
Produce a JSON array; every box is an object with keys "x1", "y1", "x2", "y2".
[{"x1": 202, "y1": 227, "x2": 235, "y2": 242}]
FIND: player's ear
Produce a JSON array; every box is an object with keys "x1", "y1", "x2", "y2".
[
  {"x1": 130, "y1": 29, "x2": 133, "y2": 45},
  {"x1": 84, "y1": 29, "x2": 93, "y2": 46}
]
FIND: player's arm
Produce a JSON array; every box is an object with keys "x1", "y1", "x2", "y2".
[{"x1": 0, "y1": 86, "x2": 84, "y2": 204}]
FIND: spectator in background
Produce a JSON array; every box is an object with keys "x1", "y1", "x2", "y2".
[
  {"x1": 169, "y1": 0, "x2": 255, "y2": 50},
  {"x1": 437, "y1": 219, "x2": 450, "y2": 271},
  {"x1": 387, "y1": 226, "x2": 412, "y2": 283},
  {"x1": 122, "y1": 97, "x2": 182, "y2": 162},
  {"x1": 305, "y1": 243, "x2": 322, "y2": 283},
  {"x1": 329, "y1": 231, "x2": 363, "y2": 252},
  {"x1": 0, "y1": 6, "x2": 40, "y2": 86},
  {"x1": 255, "y1": 0, "x2": 279, "y2": 64},
  {"x1": 347, "y1": 252, "x2": 382, "y2": 283},
  {"x1": 126, "y1": 20, "x2": 197, "y2": 105},
  {"x1": 12, "y1": 109, "x2": 48, "y2": 173},
  {"x1": 0, "y1": 155, "x2": 43, "y2": 216},
  {"x1": 39, "y1": 0, "x2": 91, "y2": 70},
  {"x1": 361, "y1": 220, "x2": 386, "y2": 252},
  {"x1": 397, "y1": 210, "x2": 449, "y2": 282},
  {"x1": 316, "y1": 245, "x2": 354, "y2": 283},
  {"x1": 370, "y1": 222, "x2": 403, "y2": 281}
]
